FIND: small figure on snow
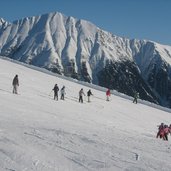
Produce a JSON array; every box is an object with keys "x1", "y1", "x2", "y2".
[
  {"x1": 87, "y1": 89, "x2": 93, "y2": 102},
  {"x1": 106, "y1": 89, "x2": 111, "y2": 101},
  {"x1": 163, "y1": 125, "x2": 170, "y2": 141},
  {"x1": 156, "y1": 123, "x2": 164, "y2": 139},
  {"x1": 79, "y1": 88, "x2": 85, "y2": 103},
  {"x1": 133, "y1": 91, "x2": 139, "y2": 104},
  {"x1": 156, "y1": 123, "x2": 171, "y2": 141},
  {"x1": 52, "y1": 84, "x2": 59, "y2": 100},
  {"x1": 12, "y1": 74, "x2": 19, "y2": 94},
  {"x1": 60, "y1": 86, "x2": 66, "y2": 100}
]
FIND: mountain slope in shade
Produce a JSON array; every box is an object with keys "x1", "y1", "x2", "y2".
[{"x1": 0, "y1": 12, "x2": 171, "y2": 108}]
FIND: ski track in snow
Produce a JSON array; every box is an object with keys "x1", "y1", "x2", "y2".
[{"x1": 0, "y1": 57, "x2": 171, "y2": 171}]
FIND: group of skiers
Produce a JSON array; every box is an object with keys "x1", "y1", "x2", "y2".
[
  {"x1": 52, "y1": 86, "x2": 94, "y2": 103},
  {"x1": 156, "y1": 123, "x2": 171, "y2": 141},
  {"x1": 12, "y1": 75, "x2": 140, "y2": 104},
  {"x1": 12, "y1": 75, "x2": 171, "y2": 141},
  {"x1": 52, "y1": 84, "x2": 66, "y2": 100},
  {"x1": 78, "y1": 88, "x2": 111, "y2": 103},
  {"x1": 78, "y1": 88, "x2": 94, "y2": 103},
  {"x1": 12, "y1": 75, "x2": 139, "y2": 104},
  {"x1": 12, "y1": 75, "x2": 112, "y2": 103}
]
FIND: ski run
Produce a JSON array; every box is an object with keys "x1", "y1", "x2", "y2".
[{"x1": 0, "y1": 56, "x2": 171, "y2": 171}]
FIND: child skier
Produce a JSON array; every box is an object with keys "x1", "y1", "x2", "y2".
[
  {"x1": 60, "y1": 86, "x2": 66, "y2": 100},
  {"x1": 106, "y1": 89, "x2": 111, "y2": 101}
]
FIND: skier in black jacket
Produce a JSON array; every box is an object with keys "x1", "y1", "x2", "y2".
[
  {"x1": 12, "y1": 74, "x2": 19, "y2": 94},
  {"x1": 87, "y1": 89, "x2": 93, "y2": 102},
  {"x1": 53, "y1": 84, "x2": 59, "y2": 100}
]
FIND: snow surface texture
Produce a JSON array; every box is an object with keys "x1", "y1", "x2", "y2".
[{"x1": 0, "y1": 57, "x2": 171, "y2": 171}]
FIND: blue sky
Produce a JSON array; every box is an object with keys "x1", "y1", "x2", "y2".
[{"x1": 0, "y1": 0, "x2": 171, "y2": 45}]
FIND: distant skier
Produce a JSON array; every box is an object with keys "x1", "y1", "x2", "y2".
[
  {"x1": 156, "y1": 123, "x2": 164, "y2": 139},
  {"x1": 60, "y1": 86, "x2": 66, "y2": 100},
  {"x1": 12, "y1": 74, "x2": 19, "y2": 94},
  {"x1": 106, "y1": 89, "x2": 111, "y2": 101},
  {"x1": 87, "y1": 89, "x2": 93, "y2": 102},
  {"x1": 79, "y1": 88, "x2": 85, "y2": 103},
  {"x1": 163, "y1": 125, "x2": 170, "y2": 141},
  {"x1": 156, "y1": 123, "x2": 171, "y2": 141},
  {"x1": 52, "y1": 84, "x2": 59, "y2": 100},
  {"x1": 133, "y1": 91, "x2": 139, "y2": 104}
]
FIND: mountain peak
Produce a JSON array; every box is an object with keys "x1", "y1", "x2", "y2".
[
  {"x1": 0, "y1": 18, "x2": 6, "y2": 24},
  {"x1": 0, "y1": 18, "x2": 9, "y2": 28}
]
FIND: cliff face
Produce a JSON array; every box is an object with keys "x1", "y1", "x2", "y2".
[{"x1": 0, "y1": 12, "x2": 171, "y2": 107}]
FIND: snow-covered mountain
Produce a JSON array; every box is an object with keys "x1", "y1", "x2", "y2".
[
  {"x1": 0, "y1": 12, "x2": 171, "y2": 108},
  {"x1": 1, "y1": 57, "x2": 171, "y2": 171}
]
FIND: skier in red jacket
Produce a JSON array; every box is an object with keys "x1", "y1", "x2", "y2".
[
  {"x1": 106, "y1": 89, "x2": 111, "y2": 101},
  {"x1": 156, "y1": 123, "x2": 171, "y2": 141}
]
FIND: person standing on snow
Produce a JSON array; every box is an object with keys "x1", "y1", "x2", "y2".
[
  {"x1": 163, "y1": 125, "x2": 170, "y2": 141},
  {"x1": 156, "y1": 123, "x2": 164, "y2": 139},
  {"x1": 156, "y1": 123, "x2": 171, "y2": 141},
  {"x1": 12, "y1": 74, "x2": 19, "y2": 94},
  {"x1": 133, "y1": 91, "x2": 139, "y2": 104},
  {"x1": 79, "y1": 88, "x2": 85, "y2": 103},
  {"x1": 60, "y1": 86, "x2": 66, "y2": 100},
  {"x1": 52, "y1": 84, "x2": 59, "y2": 100},
  {"x1": 106, "y1": 89, "x2": 111, "y2": 101},
  {"x1": 87, "y1": 89, "x2": 93, "y2": 102}
]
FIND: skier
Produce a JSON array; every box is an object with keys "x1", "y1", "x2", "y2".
[
  {"x1": 87, "y1": 89, "x2": 93, "y2": 102},
  {"x1": 52, "y1": 84, "x2": 59, "y2": 100},
  {"x1": 133, "y1": 91, "x2": 139, "y2": 104},
  {"x1": 79, "y1": 88, "x2": 85, "y2": 103},
  {"x1": 106, "y1": 89, "x2": 111, "y2": 101},
  {"x1": 12, "y1": 74, "x2": 19, "y2": 94},
  {"x1": 60, "y1": 86, "x2": 66, "y2": 100},
  {"x1": 156, "y1": 123, "x2": 171, "y2": 141},
  {"x1": 156, "y1": 123, "x2": 164, "y2": 139},
  {"x1": 163, "y1": 125, "x2": 170, "y2": 141}
]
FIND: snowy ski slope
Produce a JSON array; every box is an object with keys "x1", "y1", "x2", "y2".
[{"x1": 0, "y1": 57, "x2": 171, "y2": 171}]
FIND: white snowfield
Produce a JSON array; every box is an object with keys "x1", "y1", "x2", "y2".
[{"x1": 0, "y1": 57, "x2": 171, "y2": 171}]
